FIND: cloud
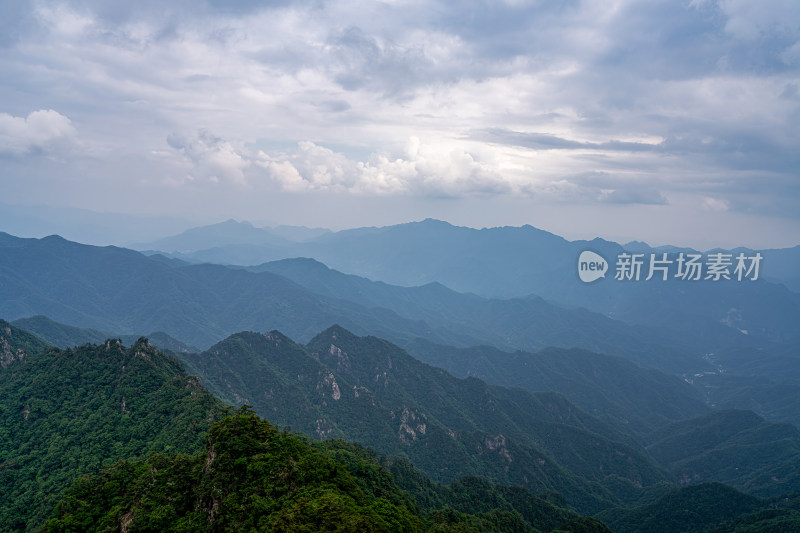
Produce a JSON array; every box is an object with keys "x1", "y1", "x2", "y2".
[
  {"x1": 599, "y1": 188, "x2": 668, "y2": 206},
  {"x1": 716, "y1": 0, "x2": 800, "y2": 41},
  {"x1": 476, "y1": 128, "x2": 663, "y2": 153},
  {"x1": 256, "y1": 137, "x2": 510, "y2": 196},
  {"x1": 0, "y1": 110, "x2": 77, "y2": 156},
  {"x1": 1, "y1": 0, "x2": 799, "y2": 247},
  {"x1": 162, "y1": 131, "x2": 509, "y2": 196},
  {"x1": 533, "y1": 171, "x2": 669, "y2": 206},
  {"x1": 167, "y1": 130, "x2": 250, "y2": 185},
  {"x1": 326, "y1": 26, "x2": 431, "y2": 96},
  {"x1": 782, "y1": 42, "x2": 800, "y2": 66},
  {"x1": 703, "y1": 196, "x2": 730, "y2": 212}
]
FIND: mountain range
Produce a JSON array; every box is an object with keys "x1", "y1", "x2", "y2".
[
  {"x1": 136, "y1": 219, "x2": 800, "y2": 345},
  {"x1": 2, "y1": 217, "x2": 799, "y2": 531},
  {"x1": 2, "y1": 321, "x2": 613, "y2": 532},
  {"x1": 177, "y1": 325, "x2": 677, "y2": 512},
  {"x1": 0, "y1": 230, "x2": 717, "y2": 372},
  {"x1": 3, "y1": 227, "x2": 799, "y2": 425},
  {"x1": 4, "y1": 319, "x2": 799, "y2": 531}
]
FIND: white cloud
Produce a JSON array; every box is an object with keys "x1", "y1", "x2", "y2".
[
  {"x1": 167, "y1": 130, "x2": 250, "y2": 185},
  {"x1": 253, "y1": 137, "x2": 509, "y2": 196},
  {"x1": 0, "y1": 109, "x2": 77, "y2": 156},
  {"x1": 702, "y1": 197, "x2": 730, "y2": 212},
  {"x1": 34, "y1": 4, "x2": 95, "y2": 38}
]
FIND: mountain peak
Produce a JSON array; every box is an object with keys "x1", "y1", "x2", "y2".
[
  {"x1": 262, "y1": 257, "x2": 330, "y2": 271},
  {"x1": 623, "y1": 240, "x2": 652, "y2": 251},
  {"x1": 132, "y1": 336, "x2": 154, "y2": 350},
  {"x1": 419, "y1": 217, "x2": 450, "y2": 226},
  {"x1": 263, "y1": 329, "x2": 296, "y2": 345},
  {"x1": 41, "y1": 234, "x2": 68, "y2": 242},
  {"x1": 308, "y1": 324, "x2": 359, "y2": 347},
  {"x1": 220, "y1": 218, "x2": 253, "y2": 227}
]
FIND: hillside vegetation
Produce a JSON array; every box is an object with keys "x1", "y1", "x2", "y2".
[
  {"x1": 0, "y1": 323, "x2": 224, "y2": 531},
  {"x1": 43, "y1": 408, "x2": 612, "y2": 533}
]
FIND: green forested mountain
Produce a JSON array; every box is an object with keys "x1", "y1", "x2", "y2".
[
  {"x1": 2, "y1": 319, "x2": 798, "y2": 532},
  {"x1": 0, "y1": 328, "x2": 224, "y2": 531},
  {"x1": 689, "y1": 348, "x2": 800, "y2": 428},
  {"x1": 233, "y1": 254, "x2": 800, "y2": 428},
  {"x1": 1, "y1": 319, "x2": 51, "y2": 363},
  {"x1": 644, "y1": 410, "x2": 800, "y2": 497},
  {"x1": 42, "y1": 408, "x2": 425, "y2": 532},
  {"x1": 404, "y1": 339, "x2": 708, "y2": 437},
  {"x1": 704, "y1": 492, "x2": 800, "y2": 533},
  {"x1": 0, "y1": 323, "x2": 611, "y2": 532},
  {"x1": 10, "y1": 315, "x2": 199, "y2": 352},
  {"x1": 177, "y1": 325, "x2": 672, "y2": 513},
  {"x1": 43, "y1": 408, "x2": 612, "y2": 532},
  {"x1": 596, "y1": 483, "x2": 800, "y2": 533}
]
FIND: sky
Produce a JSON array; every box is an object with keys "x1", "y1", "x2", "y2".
[{"x1": 1, "y1": 0, "x2": 799, "y2": 249}]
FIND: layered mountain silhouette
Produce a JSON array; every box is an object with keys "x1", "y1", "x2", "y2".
[
  {"x1": 0, "y1": 231, "x2": 714, "y2": 372},
  {"x1": 3, "y1": 229, "x2": 799, "y2": 427},
  {"x1": 403, "y1": 339, "x2": 709, "y2": 437},
  {"x1": 136, "y1": 219, "x2": 800, "y2": 345},
  {"x1": 11, "y1": 315, "x2": 199, "y2": 352}
]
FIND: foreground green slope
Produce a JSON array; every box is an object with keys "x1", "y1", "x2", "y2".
[
  {"x1": 43, "y1": 409, "x2": 612, "y2": 533},
  {"x1": 1, "y1": 321, "x2": 609, "y2": 532},
  {"x1": 42, "y1": 408, "x2": 428, "y2": 532},
  {"x1": 0, "y1": 328, "x2": 224, "y2": 531},
  {"x1": 178, "y1": 326, "x2": 671, "y2": 513}
]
